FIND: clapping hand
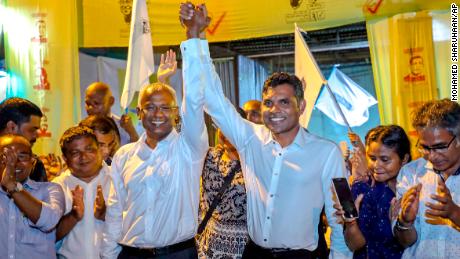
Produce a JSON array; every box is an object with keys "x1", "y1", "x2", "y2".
[
  {"x1": 1, "y1": 147, "x2": 17, "y2": 191},
  {"x1": 94, "y1": 185, "x2": 106, "y2": 221},
  {"x1": 399, "y1": 184, "x2": 422, "y2": 225},
  {"x1": 425, "y1": 179, "x2": 460, "y2": 225},
  {"x1": 71, "y1": 185, "x2": 85, "y2": 221}
]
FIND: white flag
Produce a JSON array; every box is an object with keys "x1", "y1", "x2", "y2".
[
  {"x1": 295, "y1": 24, "x2": 326, "y2": 128},
  {"x1": 316, "y1": 67, "x2": 377, "y2": 127},
  {"x1": 120, "y1": 0, "x2": 154, "y2": 110}
]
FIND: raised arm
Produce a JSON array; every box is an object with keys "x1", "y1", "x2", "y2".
[
  {"x1": 1, "y1": 150, "x2": 64, "y2": 231},
  {"x1": 180, "y1": 2, "x2": 254, "y2": 151},
  {"x1": 177, "y1": 3, "x2": 209, "y2": 160}
]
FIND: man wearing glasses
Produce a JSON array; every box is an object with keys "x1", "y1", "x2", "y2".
[
  {"x1": 0, "y1": 134, "x2": 65, "y2": 259},
  {"x1": 101, "y1": 51, "x2": 208, "y2": 258},
  {"x1": 394, "y1": 99, "x2": 460, "y2": 258}
]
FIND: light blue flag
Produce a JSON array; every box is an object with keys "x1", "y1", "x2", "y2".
[{"x1": 315, "y1": 67, "x2": 377, "y2": 127}]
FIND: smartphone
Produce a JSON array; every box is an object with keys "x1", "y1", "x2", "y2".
[{"x1": 332, "y1": 177, "x2": 358, "y2": 219}]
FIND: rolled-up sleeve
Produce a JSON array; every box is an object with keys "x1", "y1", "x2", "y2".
[{"x1": 32, "y1": 182, "x2": 65, "y2": 232}]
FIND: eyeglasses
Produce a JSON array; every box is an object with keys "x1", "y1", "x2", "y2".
[
  {"x1": 416, "y1": 135, "x2": 457, "y2": 155},
  {"x1": 141, "y1": 105, "x2": 178, "y2": 114}
]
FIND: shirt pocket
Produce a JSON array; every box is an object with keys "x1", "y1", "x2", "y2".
[{"x1": 20, "y1": 221, "x2": 50, "y2": 253}]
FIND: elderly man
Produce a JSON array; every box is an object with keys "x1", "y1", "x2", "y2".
[
  {"x1": 0, "y1": 134, "x2": 64, "y2": 259},
  {"x1": 85, "y1": 82, "x2": 139, "y2": 145},
  {"x1": 53, "y1": 126, "x2": 110, "y2": 259},
  {"x1": 395, "y1": 99, "x2": 460, "y2": 258},
  {"x1": 101, "y1": 49, "x2": 208, "y2": 257},
  {"x1": 242, "y1": 100, "x2": 262, "y2": 124},
  {"x1": 0, "y1": 97, "x2": 48, "y2": 182},
  {"x1": 180, "y1": 3, "x2": 351, "y2": 258}
]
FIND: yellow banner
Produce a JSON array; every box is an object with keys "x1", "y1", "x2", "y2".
[
  {"x1": 82, "y1": 0, "x2": 452, "y2": 47},
  {"x1": 389, "y1": 11, "x2": 438, "y2": 155},
  {"x1": 3, "y1": 0, "x2": 81, "y2": 155}
]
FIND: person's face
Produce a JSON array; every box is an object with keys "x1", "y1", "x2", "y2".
[
  {"x1": 0, "y1": 140, "x2": 34, "y2": 183},
  {"x1": 366, "y1": 141, "x2": 407, "y2": 183},
  {"x1": 16, "y1": 115, "x2": 41, "y2": 145},
  {"x1": 137, "y1": 89, "x2": 178, "y2": 142},
  {"x1": 261, "y1": 84, "x2": 305, "y2": 138},
  {"x1": 63, "y1": 136, "x2": 102, "y2": 180},
  {"x1": 243, "y1": 103, "x2": 262, "y2": 124},
  {"x1": 85, "y1": 91, "x2": 112, "y2": 116},
  {"x1": 410, "y1": 58, "x2": 424, "y2": 75},
  {"x1": 94, "y1": 131, "x2": 118, "y2": 162},
  {"x1": 417, "y1": 127, "x2": 460, "y2": 173}
]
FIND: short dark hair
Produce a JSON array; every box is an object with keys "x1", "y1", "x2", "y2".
[
  {"x1": 60, "y1": 126, "x2": 98, "y2": 157},
  {"x1": 79, "y1": 115, "x2": 121, "y2": 143},
  {"x1": 412, "y1": 99, "x2": 460, "y2": 137},
  {"x1": 365, "y1": 125, "x2": 411, "y2": 162},
  {"x1": 262, "y1": 72, "x2": 304, "y2": 105},
  {"x1": 0, "y1": 97, "x2": 43, "y2": 131}
]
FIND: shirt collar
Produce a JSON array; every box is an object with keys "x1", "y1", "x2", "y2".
[
  {"x1": 137, "y1": 129, "x2": 178, "y2": 159},
  {"x1": 263, "y1": 126, "x2": 308, "y2": 148}
]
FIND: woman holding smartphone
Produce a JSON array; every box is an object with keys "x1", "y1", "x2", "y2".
[{"x1": 335, "y1": 125, "x2": 411, "y2": 259}]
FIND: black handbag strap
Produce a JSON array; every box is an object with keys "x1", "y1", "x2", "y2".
[{"x1": 197, "y1": 160, "x2": 240, "y2": 235}]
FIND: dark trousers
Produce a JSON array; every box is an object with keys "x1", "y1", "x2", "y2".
[
  {"x1": 242, "y1": 240, "x2": 313, "y2": 259},
  {"x1": 117, "y1": 239, "x2": 198, "y2": 259}
]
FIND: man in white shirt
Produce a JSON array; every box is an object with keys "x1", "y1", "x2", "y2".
[
  {"x1": 85, "y1": 82, "x2": 139, "y2": 145},
  {"x1": 180, "y1": 3, "x2": 351, "y2": 259},
  {"x1": 101, "y1": 49, "x2": 208, "y2": 257},
  {"x1": 53, "y1": 126, "x2": 110, "y2": 259},
  {"x1": 395, "y1": 99, "x2": 460, "y2": 258}
]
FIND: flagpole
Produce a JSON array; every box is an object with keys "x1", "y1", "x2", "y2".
[{"x1": 323, "y1": 82, "x2": 352, "y2": 132}]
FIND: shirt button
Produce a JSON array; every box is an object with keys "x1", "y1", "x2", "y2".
[
  {"x1": 264, "y1": 239, "x2": 267, "y2": 242},
  {"x1": 278, "y1": 153, "x2": 282, "y2": 156},
  {"x1": 270, "y1": 194, "x2": 274, "y2": 197},
  {"x1": 267, "y1": 216, "x2": 270, "y2": 219}
]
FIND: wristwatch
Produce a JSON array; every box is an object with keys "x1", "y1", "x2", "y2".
[
  {"x1": 395, "y1": 218, "x2": 413, "y2": 231},
  {"x1": 6, "y1": 182, "x2": 24, "y2": 197}
]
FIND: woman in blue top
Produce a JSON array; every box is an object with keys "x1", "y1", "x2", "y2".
[{"x1": 336, "y1": 125, "x2": 411, "y2": 259}]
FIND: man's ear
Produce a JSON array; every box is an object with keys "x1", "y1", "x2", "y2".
[
  {"x1": 299, "y1": 99, "x2": 306, "y2": 114},
  {"x1": 136, "y1": 107, "x2": 142, "y2": 119},
  {"x1": 109, "y1": 96, "x2": 115, "y2": 107},
  {"x1": 5, "y1": 121, "x2": 19, "y2": 134}
]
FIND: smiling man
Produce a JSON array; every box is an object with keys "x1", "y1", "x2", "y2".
[
  {"x1": 0, "y1": 134, "x2": 64, "y2": 259},
  {"x1": 53, "y1": 126, "x2": 111, "y2": 259},
  {"x1": 395, "y1": 99, "x2": 460, "y2": 258},
  {"x1": 0, "y1": 97, "x2": 48, "y2": 182},
  {"x1": 101, "y1": 50, "x2": 208, "y2": 258},
  {"x1": 180, "y1": 3, "x2": 351, "y2": 258}
]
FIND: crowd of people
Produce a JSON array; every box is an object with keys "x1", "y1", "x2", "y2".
[{"x1": 1, "y1": 2, "x2": 460, "y2": 259}]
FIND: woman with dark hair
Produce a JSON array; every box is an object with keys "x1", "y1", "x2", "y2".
[
  {"x1": 197, "y1": 107, "x2": 249, "y2": 259},
  {"x1": 336, "y1": 125, "x2": 411, "y2": 259}
]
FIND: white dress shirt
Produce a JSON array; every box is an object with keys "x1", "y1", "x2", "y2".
[
  {"x1": 396, "y1": 158, "x2": 460, "y2": 259},
  {"x1": 52, "y1": 164, "x2": 111, "y2": 259},
  {"x1": 101, "y1": 39, "x2": 208, "y2": 258},
  {"x1": 184, "y1": 39, "x2": 351, "y2": 258}
]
